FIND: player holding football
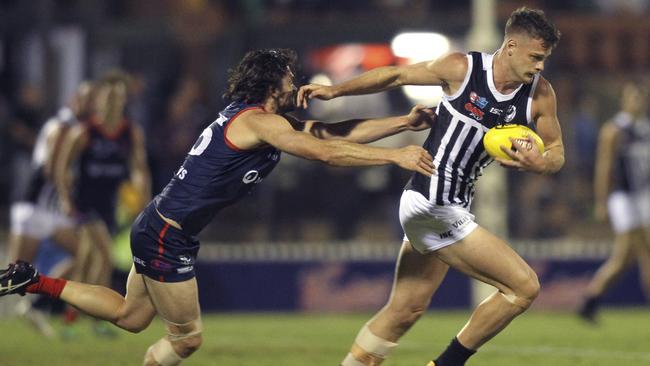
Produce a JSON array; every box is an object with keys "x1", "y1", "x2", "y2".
[
  {"x1": 0, "y1": 49, "x2": 434, "y2": 365},
  {"x1": 298, "y1": 7, "x2": 564, "y2": 366},
  {"x1": 578, "y1": 82, "x2": 650, "y2": 322}
]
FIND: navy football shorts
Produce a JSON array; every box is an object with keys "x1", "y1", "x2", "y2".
[{"x1": 130, "y1": 202, "x2": 200, "y2": 282}]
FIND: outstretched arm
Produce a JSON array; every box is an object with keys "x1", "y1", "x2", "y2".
[
  {"x1": 244, "y1": 113, "x2": 434, "y2": 176},
  {"x1": 286, "y1": 105, "x2": 435, "y2": 144},
  {"x1": 54, "y1": 124, "x2": 87, "y2": 216},
  {"x1": 297, "y1": 52, "x2": 468, "y2": 108}
]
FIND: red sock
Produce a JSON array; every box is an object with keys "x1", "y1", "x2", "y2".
[
  {"x1": 26, "y1": 275, "x2": 67, "y2": 298},
  {"x1": 64, "y1": 306, "x2": 79, "y2": 324}
]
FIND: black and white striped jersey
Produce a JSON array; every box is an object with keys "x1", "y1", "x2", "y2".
[
  {"x1": 406, "y1": 51, "x2": 540, "y2": 208},
  {"x1": 611, "y1": 112, "x2": 650, "y2": 194}
]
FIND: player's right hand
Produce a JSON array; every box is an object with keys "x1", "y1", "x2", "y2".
[
  {"x1": 297, "y1": 84, "x2": 336, "y2": 109},
  {"x1": 393, "y1": 145, "x2": 435, "y2": 176}
]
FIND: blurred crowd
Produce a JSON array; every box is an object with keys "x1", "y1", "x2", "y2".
[{"x1": 1, "y1": 0, "x2": 649, "y2": 243}]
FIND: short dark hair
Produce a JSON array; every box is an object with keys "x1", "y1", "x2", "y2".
[
  {"x1": 505, "y1": 7, "x2": 561, "y2": 49},
  {"x1": 224, "y1": 49, "x2": 298, "y2": 104}
]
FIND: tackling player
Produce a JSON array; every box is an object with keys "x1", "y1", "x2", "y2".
[{"x1": 0, "y1": 49, "x2": 434, "y2": 365}]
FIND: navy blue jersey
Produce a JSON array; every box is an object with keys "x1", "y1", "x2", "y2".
[
  {"x1": 155, "y1": 102, "x2": 281, "y2": 235},
  {"x1": 406, "y1": 52, "x2": 540, "y2": 208},
  {"x1": 73, "y1": 118, "x2": 133, "y2": 224},
  {"x1": 611, "y1": 112, "x2": 650, "y2": 193}
]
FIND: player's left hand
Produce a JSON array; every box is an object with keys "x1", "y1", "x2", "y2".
[
  {"x1": 405, "y1": 104, "x2": 436, "y2": 131},
  {"x1": 495, "y1": 135, "x2": 547, "y2": 174}
]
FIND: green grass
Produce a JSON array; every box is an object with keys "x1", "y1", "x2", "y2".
[{"x1": 1, "y1": 309, "x2": 649, "y2": 365}]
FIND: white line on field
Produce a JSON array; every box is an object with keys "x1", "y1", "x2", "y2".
[{"x1": 482, "y1": 345, "x2": 650, "y2": 361}]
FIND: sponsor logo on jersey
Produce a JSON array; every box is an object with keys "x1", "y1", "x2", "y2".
[
  {"x1": 133, "y1": 256, "x2": 146, "y2": 267},
  {"x1": 179, "y1": 255, "x2": 193, "y2": 265},
  {"x1": 150, "y1": 259, "x2": 174, "y2": 272},
  {"x1": 439, "y1": 230, "x2": 453, "y2": 239},
  {"x1": 177, "y1": 266, "x2": 194, "y2": 274},
  {"x1": 268, "y1": 152, "x2": 280, "y2": 161},
  {"x1": 451, "y1": 216, "x2": 471, "y2": 229},
  {"x1": 504, "y1": 105, "x2": 516, "y2": 123},
  {"x1": 464, "y1": 103, "x2": 484, "y2": 120},
  {"x1": 242, "y1": 170, "x2": 261, "y2": 184},
  {"x1": 469, "y1": 91, "x2": 488, "y2": 109},
  {"x1": 489, "y1": 107, "x2": 503, "y2": 115},
  {"x1": 176, "y1": 167, "x2": 188, "y2": 180}
]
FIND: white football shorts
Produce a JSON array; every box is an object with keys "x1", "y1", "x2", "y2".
[
  {"x1": 399, "y1": 189, "x2": 478, "y2": 253},
  {"x1": 10, "y1": 202, "x2": 73, "y2": 240},
  {"x1": 608, "y1": 190, "x2": 650, "y2": 233}
]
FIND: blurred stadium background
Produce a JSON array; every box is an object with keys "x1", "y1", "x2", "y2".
[{"x1": 0, "y1": 0, "x2": 649, "y2": 365}]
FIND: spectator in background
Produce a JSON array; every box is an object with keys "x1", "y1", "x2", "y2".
[{"x1": 579, "y1": 82, "x2": 650, "y2": 322}]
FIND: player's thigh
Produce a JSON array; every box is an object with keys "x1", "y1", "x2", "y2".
[
  {"x1": 435, "y1": 226, "x2": 537, "y2": 295},
  {"x1": 118, "y1": 265, "x2": 157, "y2": 330},
  {"x1": 143, "y1": 276, "x2": 201, "y2": 326},
  {"x1": 389, "y1": 240, "x2": 449, "y2": 306},
  {"x1": 51, "y1": 226, "x2": 78, "y2": 255}
]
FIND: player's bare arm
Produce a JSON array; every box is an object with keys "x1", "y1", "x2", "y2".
[
  {"x1": 129, "y1": 124, "x2": 152, "y2": 205},
  {"x1": 297, "y1": 52, "x2": 468, "y2": 108},
  {"x1": 233, "y1": 110, "x2": 434, "y2": 176},
  {"x1": 593, "y1": 122, "x2": 620, "y2": 221},
  {"x1": 43, "y1": 123, "x2": 68, "y2": 179},
  {"x1": 288, "y1": 105, "x2": 435, "y2": 144},
  {"x1": 54, "y1": 123, "x2": 88, "y2": 215},
  {"x1": 498, "y1": 77, "x2": 565, "y2": 174}
]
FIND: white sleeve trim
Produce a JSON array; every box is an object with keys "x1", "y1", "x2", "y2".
[{"x1": 526, "y1": 74, "x2": 540, "y2": 125}]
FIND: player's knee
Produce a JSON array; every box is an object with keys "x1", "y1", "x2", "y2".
[
  {"x1": 509, "y1": 271, "x2": 540, "y2": 310},
  {"x1": 387, "y1": 301, "x2": 429, "y2": 331},
  {"x1": 171, "y1": 334, "x2": 202, "y2": 358}
]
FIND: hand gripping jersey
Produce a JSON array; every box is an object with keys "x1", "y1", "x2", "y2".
[
  {"x1": 406, "y1": 51, "x2": 540, "y2": 208},
  {"x1": 611, "y1": 112, "x2": 650, "y2": 193},
  {"x1": 155, "y1": 102, "x2": 281, "y2": 236}
]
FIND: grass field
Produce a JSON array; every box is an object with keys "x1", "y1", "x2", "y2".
[{"x1": 1, "y1": 309, "x2": 649, "y2": 365}]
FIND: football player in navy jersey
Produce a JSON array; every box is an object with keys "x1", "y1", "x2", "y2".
[
  {"x1": 299, "y1": 7, "x2": 564, "y2": 366},
  {"x1": 0, "y1": 49, "x2": 435, "y2": 365},
  {"x1": 578, "y1": 82, "x2": 650, "y2": 322},
  {"x1": 54, "y1": 71, "x2": 151, "y2": 294}
]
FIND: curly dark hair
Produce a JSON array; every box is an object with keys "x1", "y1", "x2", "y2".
[
  {"x1": 223, "y1": 49, "x2": 298, "y2": 104},
  {"x1": 505, "y1": 7, "x2": 561, "y2": 49}
]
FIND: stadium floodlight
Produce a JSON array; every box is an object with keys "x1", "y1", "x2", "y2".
[
  {"x1": 391, "y1": 32, "x2": 450, "y2": 105},
  {"x1": 390, "y1": 32, "x2": 450, "y2": 62}
]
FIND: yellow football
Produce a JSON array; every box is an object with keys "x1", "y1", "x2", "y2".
[{"x1": 483, "y1": 124, "x2": 544, "y2": 160}]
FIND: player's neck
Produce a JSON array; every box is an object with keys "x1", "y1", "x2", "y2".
[
  {"x1": 492, "y1": 50, "x2": 522, "y2": 94},
  {"x1": 262, "y1": 98, "x2": 279, "y2": 114}
]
